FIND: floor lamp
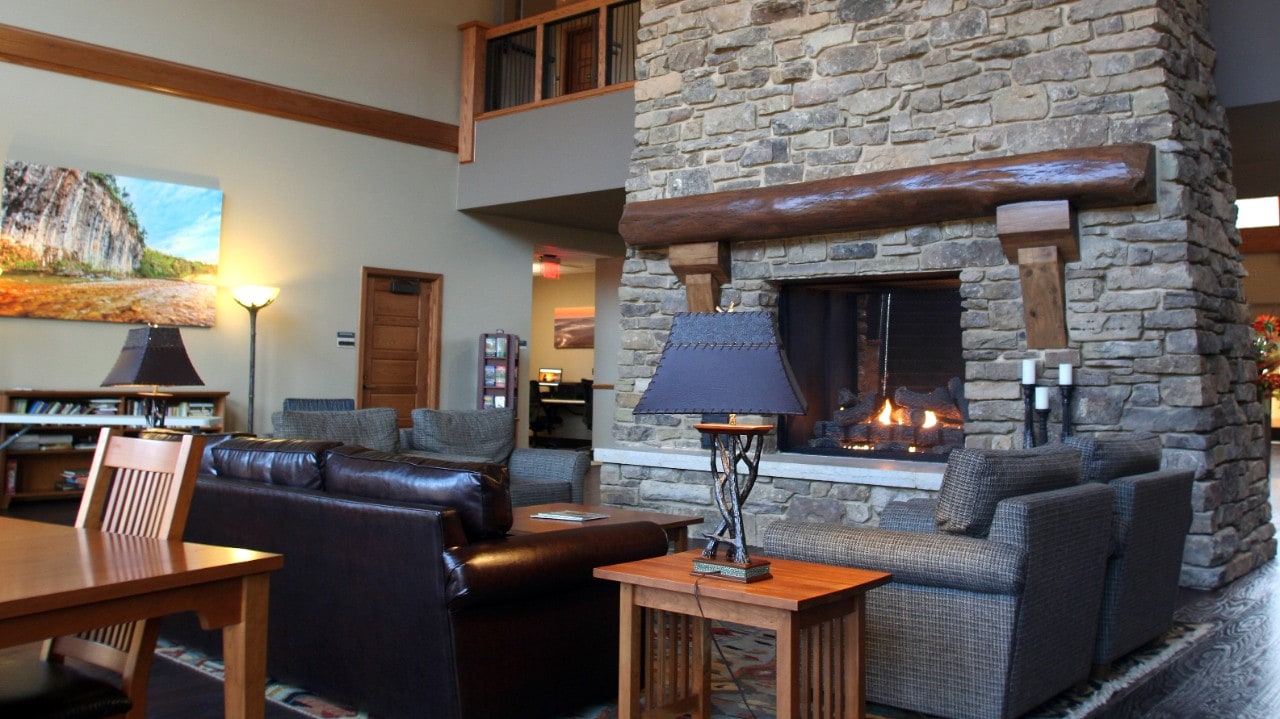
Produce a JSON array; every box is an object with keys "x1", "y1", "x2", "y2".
[
  {"x1": 233, "y1": 286, "x2": 280, "y2": 434},
  {"x1": 633, "y1": 311, "x2": 807, "y2": 582}
]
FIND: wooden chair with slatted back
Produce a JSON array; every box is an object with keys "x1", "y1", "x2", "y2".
[{"x1": 0, "y1": 427, "x2": 206, "y2": 719}]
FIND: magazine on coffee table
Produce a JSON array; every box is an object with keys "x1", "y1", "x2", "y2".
[{"x1": 529, "y1": 510, "x2": 610, "y2": 522}]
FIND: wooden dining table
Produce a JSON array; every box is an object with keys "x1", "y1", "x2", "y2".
[{"x1": 0, "y1": 516, "x2": 283, "y2": 718}]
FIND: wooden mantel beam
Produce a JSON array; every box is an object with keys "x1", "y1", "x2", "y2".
[{"x1": 619, "y1": 144, "x2": 1155, "y2": 247}]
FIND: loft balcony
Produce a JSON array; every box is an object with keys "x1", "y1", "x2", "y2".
[
  {"x1": 456, "y1": 0, "x2": 637, "y2": 235},
  {"x1": 458, "y1": 0, "x2": 638, "y2": 162}
]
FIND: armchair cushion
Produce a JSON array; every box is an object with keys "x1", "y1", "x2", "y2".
[
  {"x1": 935, "y1": 444, "x2": 1081, "y2": 538},
  {"x1": 1065, "y1": 433, "x2": 1162, "y2": 484},
  {"x1": 409, "y1": 408, "x2": 515, "y2": 463},
  {"x1": 276, "y1": 408, "x2": 400, "y2": 453}
]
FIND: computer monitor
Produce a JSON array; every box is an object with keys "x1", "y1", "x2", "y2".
[{"x1": 537, "y1": 368, "x2": 562, "y2": 387}]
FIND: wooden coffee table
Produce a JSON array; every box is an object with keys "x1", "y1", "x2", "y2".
[
  {"x1": 510, "y1": 502, "x2": 703, "y2": 551},
  {"x1": 594, "y1": 550, "x2": 892, "y2": 719}
]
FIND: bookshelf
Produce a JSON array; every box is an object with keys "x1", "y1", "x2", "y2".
[
  {"x1": 0, "y1": 389, "x2": 227, "y2": 508},
  {"x1": 477, "y1": 332, "x2": 519, "y2": 411}
]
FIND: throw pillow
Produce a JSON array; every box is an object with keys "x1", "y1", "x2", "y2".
[
  {"x1": 1065, "y1": 433, "x2": 1162, "y2": 484},
  {"x1": 276, "y1": 408, "x2": 400, "y2": 453},
  {"x1": 935, "y1": 444, "x2": 1081, "y2": 538},
  {"x1": 409, "y1": 408, "x2": 515, "y2": 463}
]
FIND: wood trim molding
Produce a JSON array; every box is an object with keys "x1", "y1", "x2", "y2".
[
  {"x1": 619, "y1": 143, "x2": 1156, "y2": 247},
  {"x1": 0, "y1": 23, "x2": 458, "y2": 152},
  {"x1": 1242, "y1": 226, "x2": 1280, "y2": 254}
]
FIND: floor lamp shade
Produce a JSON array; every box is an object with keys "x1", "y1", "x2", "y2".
[{"x1": 101, "y1": 326, "x2": 205, "y2": 389}]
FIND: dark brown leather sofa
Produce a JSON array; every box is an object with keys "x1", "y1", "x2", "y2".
[{"x1": 162, "y1": 438, "x2": 668, "y2": 719}]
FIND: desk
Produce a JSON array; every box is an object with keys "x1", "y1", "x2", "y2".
[
  {"x1": 540, "y1": 397, "x2": 586, "y2": 407},
  {"x1": 0, "y1": 517, "x2": 283, "y2": 719},
  {"x1": 595, "y1": 551, "x2": 892, "y2": 719}
]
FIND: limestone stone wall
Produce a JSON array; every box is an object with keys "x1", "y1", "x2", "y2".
[{"x1": 606, "y1": 0, "x2": 1275, "y2": 589}]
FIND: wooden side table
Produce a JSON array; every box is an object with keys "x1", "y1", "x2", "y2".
[{"x1": 595, "y1": 551, "x2": 892, "y2": 719}]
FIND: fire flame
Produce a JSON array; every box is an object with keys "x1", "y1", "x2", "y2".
[
  {"x1": 878, "y1": 400, "x2": 893, "y2": 425},
  {"x1": 923, "y1": 411, "x2": 937, "y2": 428}
]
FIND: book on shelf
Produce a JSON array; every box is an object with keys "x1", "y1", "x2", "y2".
[
  {"x1": 4, "y1": 459, "x2": 16, "y2": 495},
  {"x1": 484, "y1": 365, "x2": 497, "y2": 388},
  {"x1": 529, "y1": 510, "x2": 610, "y2": 522}
]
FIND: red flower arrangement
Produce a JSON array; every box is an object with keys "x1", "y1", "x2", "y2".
[{"x1": 1254, "y1": 314, "x2": 1280, "y2": 399}]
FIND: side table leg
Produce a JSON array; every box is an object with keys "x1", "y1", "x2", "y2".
[
  {"x1": 844, "y1": 599, "x2": 866, "y2": 719},
  {"x1": 777, "y1": 617, "x2": 801, "y2": 719},
  {"x1": 618, "y1": 584, "x2": 642, "y2": 719},
  {"x1": 221, "y1": 573, "x2": 270, "y2": 719}
]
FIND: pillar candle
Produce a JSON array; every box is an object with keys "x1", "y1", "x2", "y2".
[
  {"x1": 1035, "y1": 386, "x2": 1049, "y2": 410},
  {"x1": 1022, "y1": 359, "x2": 1036, "y2": 385},
  {"x1": 1059, "y1": 363, "x2": 1073, "y2": 385}
]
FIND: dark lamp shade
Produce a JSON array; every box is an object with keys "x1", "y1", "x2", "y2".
[
  {"x1": 634, "y1": 312, "x2": 807, "y2": 416},
  {"x1": 101, "y1": 326, "x2": 205, "y2": 388}
]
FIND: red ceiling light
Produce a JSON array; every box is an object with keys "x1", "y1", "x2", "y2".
[{"x1": 539, "y1": 254, "x2": 561, "y2": 280}]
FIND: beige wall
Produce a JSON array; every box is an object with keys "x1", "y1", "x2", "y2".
[
  {"x1": 530, "y1": 272, "x2": 596, "y2": 385},
  {"x1": 0, "y1": 0, "x2": 564, "y2": 432}
]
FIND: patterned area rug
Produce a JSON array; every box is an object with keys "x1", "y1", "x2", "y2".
[{"x1": 158, "y1": 620, "x2": 1208, "y2": 719}]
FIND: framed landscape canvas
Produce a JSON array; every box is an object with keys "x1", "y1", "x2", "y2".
[
  {"x1": 554, "y1": 306, "x2": 594, "y2": 349},
  {"x1": 0, "y1": 160, "x2": 221, "y2": 326}
]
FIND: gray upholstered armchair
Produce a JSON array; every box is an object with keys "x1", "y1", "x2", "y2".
[
  {"x1": 763, "y1": 445, "x2": 1114, "y2": 719},
  {"x1": 1065, "y1": 433, "x2": 1193, "y2": 670}
]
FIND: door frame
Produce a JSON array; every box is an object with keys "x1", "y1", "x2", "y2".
[{"x1": 357, "y1": 266, "x2": 443, "y2": 411}]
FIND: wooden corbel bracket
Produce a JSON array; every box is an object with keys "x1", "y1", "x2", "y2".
[
  {"x1": 997, "y1": 200, "x2": 1079, "y2": 349},
  {"x1": 668, "y1": 241, "x2": 730, "y2": 313}
]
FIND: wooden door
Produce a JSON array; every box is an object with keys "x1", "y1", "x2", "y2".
[
  {"x1": 566, "y1": 27, "x2": 595, "y2": 94},
  {"x1": 358, "y1": 268, "x2": 441, "y2": 427}
]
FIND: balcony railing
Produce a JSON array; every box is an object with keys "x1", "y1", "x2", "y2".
[{"x1": 458, "y1": 0, "x2": 638, "y2": 162}]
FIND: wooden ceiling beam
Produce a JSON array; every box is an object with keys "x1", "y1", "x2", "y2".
[{"x1": 0, "y1": 23, "x2": 458, "y2": 152}]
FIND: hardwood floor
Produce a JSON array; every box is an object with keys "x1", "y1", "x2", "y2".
[{"x1": 3, "y1": 458, "x2": 1278, "y2": 718}]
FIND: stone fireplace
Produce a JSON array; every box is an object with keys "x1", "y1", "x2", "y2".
[{"x1": 594, "y1": 0, "x2": 1275, "y2": 590}]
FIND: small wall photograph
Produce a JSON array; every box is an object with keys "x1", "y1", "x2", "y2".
[
  {"x1": 0, "y1": 160, "x2": 222, "y2": 327},
  {"x1": 554, "y1": 305, "x2": 594, "y2": 349}
]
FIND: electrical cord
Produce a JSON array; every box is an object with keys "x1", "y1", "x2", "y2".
[{"x1": 692, "y1": 573, "x2": 760, "y2": 719}]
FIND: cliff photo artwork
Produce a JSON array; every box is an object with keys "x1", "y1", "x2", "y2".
[{"x1": 0, "y1": 160, "x2": 221, "y2": 326}]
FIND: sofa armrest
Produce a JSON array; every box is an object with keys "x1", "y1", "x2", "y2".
[
  {"x1": 762, "y1": 520, "x2": 1025, "y2": 594},
  {"x1": 509, "y1": 447, "x2": 590, "y2": 503},
  {"x1": 442, "y1": 521, "x2": 668, "y2": 610}
]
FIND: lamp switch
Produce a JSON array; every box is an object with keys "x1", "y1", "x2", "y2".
[{"x1": 337, "y1": 331, "x2": 355, "y2": 348}]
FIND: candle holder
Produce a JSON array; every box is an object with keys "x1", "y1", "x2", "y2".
[
  {"x1": 1060, "y1": 385, "x2": 1075, "y2": 441},
  {"x1": 1022, "y1": 383, "x2": 1036, "y2": 448},
  {"x1": 1036, "y1": 407, "x2": 1051, "y2": 447}
]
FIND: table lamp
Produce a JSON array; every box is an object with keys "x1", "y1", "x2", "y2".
[
  {"x1": 101, "y1": 325, "x2": 205, "y2": 427},
  {"x1": 634, "y1": 311, "x2": 807, "y2": 582}
]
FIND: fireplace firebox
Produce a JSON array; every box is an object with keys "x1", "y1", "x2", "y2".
[{"x1": 779, "y1": 276, "x2": 965, "y2": 462}]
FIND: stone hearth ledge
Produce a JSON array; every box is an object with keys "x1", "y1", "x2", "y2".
[{"x1": 593, "y1": 447, "x2": 944, "y2": 492}]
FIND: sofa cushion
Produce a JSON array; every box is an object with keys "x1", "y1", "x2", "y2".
[
  {"x1": 276, "y1": 408, "x2": 400, "y2": 453},
  {"x1": 322, "y1": 446, "x2": 512, "y2": 540},
  {"x1": 211, "y1": 438, "x2": 343, "y2": 488},
  {"x1": 409, "y1": 408, "x2": 515, "y2": 463},
  {"x1": 1064, "y1": 433, "x2": 1162, "y2": 484},
  {"x1": 935, "y1": 444, "x2": 1081, "y2": 538}
]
